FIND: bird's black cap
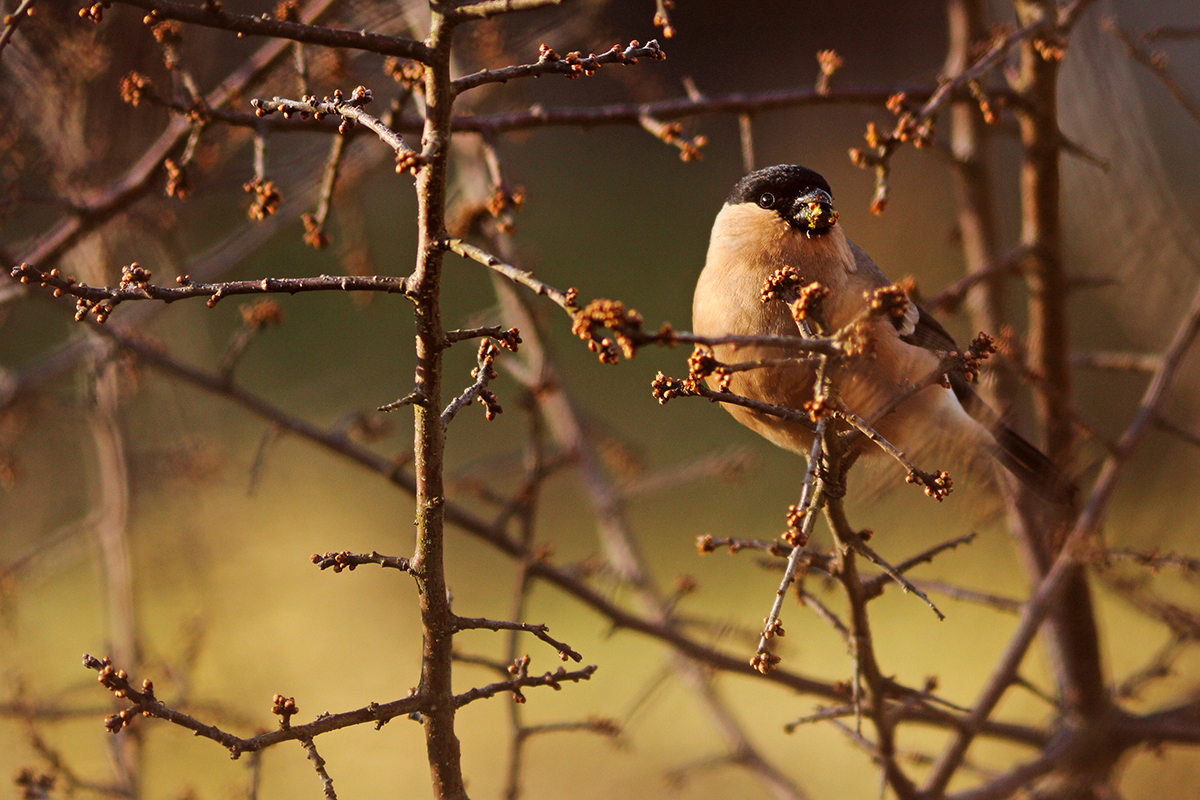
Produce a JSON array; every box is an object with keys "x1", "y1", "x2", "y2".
[{"x1": 726, "y1": 165, "x2": 832, "y2": 205}]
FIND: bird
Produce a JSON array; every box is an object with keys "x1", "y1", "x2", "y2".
[{"x1": 691, "y1": 164, "x2": 1067, "y2": 500}]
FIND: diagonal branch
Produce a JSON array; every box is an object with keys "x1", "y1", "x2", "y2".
[
  {"x1": 453, "y1": 617, "x2": 582, "y2": 662},
  {"x1": 452, "y1": 40, "x2": 665, "y2": 93},
  {"x1": 923, "y1": 276, "x2": 1200, "y2": 795},
  {"x1": 112, "y1": 0, "x2": 431, "y2": 62}
]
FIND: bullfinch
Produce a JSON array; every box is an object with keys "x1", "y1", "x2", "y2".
[{"x1": 692, "y1": 164, "x2": 1067, "y2": 500}]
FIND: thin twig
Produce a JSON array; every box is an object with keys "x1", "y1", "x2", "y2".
[
  {"x1": 251, "y1": 88, "x2": 421, "y2": 162},
  {"x1": 738, "y1": 113, "x2": 755, "y2": 173},
  {"x1": 0, "y1": 0, "x2": 37, "y2": 56},
  {"x1": 906, "y1": 580, "x2": 1022, "y2": 614},
  {"x1": 752, "y1": 419, "x2": 829, "y2": 673},
  {"x1": 853, "y1": 540, "x2": 946, "y2": 621},
  {"x1": 861, "y1": 533, "x2": 978, "y2": 598},
  {"x1": 452, "y1": 666, "x2": 597, "y2": 707},
  {"x1": 111, "y1": 0, "x2": 431, "y2": 62},
  {"x1": 1071, "y1": 350, "x2": 1162, "y2": 372},
  {"x1": 82, "y1": 654, "x2": 424, "y2": 757},
  {"x1": 10, "y1": 263, "x2": 407, "y2": 320},
  {"x1": 453, "y1": 40, "x2": 665, "y2": 93},
  {"x1": 443, "y1": 0, "x2": 565, "y2": 22},
  {"x1": 1154, "y1": 415, "x2": 1200, "y2": 452},
  {"x1": 311, "y1": 551, "x2": 412, "y2": 572},
  {"x1": 797, "y1": 586, "x2": 851, "y2": 642},
  {"x1": 785, "y1": 705, "x2": 856, "y2": 732},
  {"x1": 442, "y1": 237, "x2": 576, "y2": 312},
  {"x1": 1108, "y1": 20, "x2": 1200, "y2": 129},
  {"x1": 300, "y1": 738, "x2": 337, "y2": 800},
  {"x1": 441, "y1": 341, "x2": 500, "y2": 428},
  {"x1": 1142, "y1": 26, "x2": 1200, "y2": 41},
  {"x1": 453, "y1": 617, "x2": 582, "y2": 662}
]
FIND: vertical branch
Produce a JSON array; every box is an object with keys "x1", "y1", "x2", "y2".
[
  {"x1": 1014, "y1": 0, "x2": 1071, "y2": 464},
  {"x1": 944, "y1": 0, "x2": 1020, "y2": 409},
  {"x1": 501, "y1": 407, "x2": 545, "y2": 800},
  {"x1": 822, "y1": 439, "x2": 916, "y2": 800},
  {"x1": 88, "y1": 347, "x2": 140, "y2": 799},
  {"x1": 1010, "y1": 0, "x2": 1108, "y2": 727},
  {"x1": 409, "y1": 10, "x2": 465, "y2": 800}
]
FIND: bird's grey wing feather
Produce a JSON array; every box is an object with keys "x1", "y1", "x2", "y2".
[
  {"x1": 900, "y1": 306, "x2": 960, "y2": 353},
  {"x1": 848, "y1": 239, "x2": 958, "y2": 352}
]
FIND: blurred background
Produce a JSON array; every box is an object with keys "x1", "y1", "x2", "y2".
[{"x1": 2, "y1": 0, "x2": 1200, "y2": 797}]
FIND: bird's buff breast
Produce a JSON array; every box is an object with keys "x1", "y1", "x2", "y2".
[{"x1": 692, "y1": 207, "x2": 938, "y2": 455}]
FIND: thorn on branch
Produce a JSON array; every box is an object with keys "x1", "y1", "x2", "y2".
[{"x1": 851, "y1": 536, "x2": 947, "y2": 620}]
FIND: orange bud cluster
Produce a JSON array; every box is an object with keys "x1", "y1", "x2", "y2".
[
  {"x1": 751, "y1": 650, "x2": 781, "y2": 675},
  {"x1": 571, "y1": 298, "x2": 644, "y2": 364},
  {"x1": 650, "y1": 372, "x2": 696, "y2": 405},
  {"x1": 243, "y1": 178, "x2": 281, "y2": 220},
  {"x1": 866, "y1": 282, "x2": 911, "y2": 321},
  {"x1": 907, "y1": 469, "x2": 953, "y2": 501},
  {"x1": 960, "y1": 331, "x2": 997, "y2": 383}
]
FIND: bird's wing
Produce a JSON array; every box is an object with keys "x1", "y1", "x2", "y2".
[
  {"x1": 847, "y1": 239, "x2": 959, "y2": 353},
  {"x1": 900, "y1": 306, "x2": 959, "y2": 353}
]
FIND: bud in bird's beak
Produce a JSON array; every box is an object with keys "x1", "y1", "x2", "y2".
[{"x1": 793, "y1": 187, "x2": 837, "y2": 236}]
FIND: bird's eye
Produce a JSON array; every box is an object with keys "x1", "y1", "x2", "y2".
[{"x1": 757, "y1": 192, "x2": 775, "y2": 209}]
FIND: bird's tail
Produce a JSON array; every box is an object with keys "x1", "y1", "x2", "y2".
[{"x1": 949, "y1": 374, "x2": 1075, "y2": 505}]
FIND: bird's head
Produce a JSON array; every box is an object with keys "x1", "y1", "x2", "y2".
[{"x1": 726, "y1": 165, "x2": 838, "y2": 238}]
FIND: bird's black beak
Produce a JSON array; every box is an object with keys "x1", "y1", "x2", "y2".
[{"x1": 792, "y1": 188, "x2": 837, "y2": 237}]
